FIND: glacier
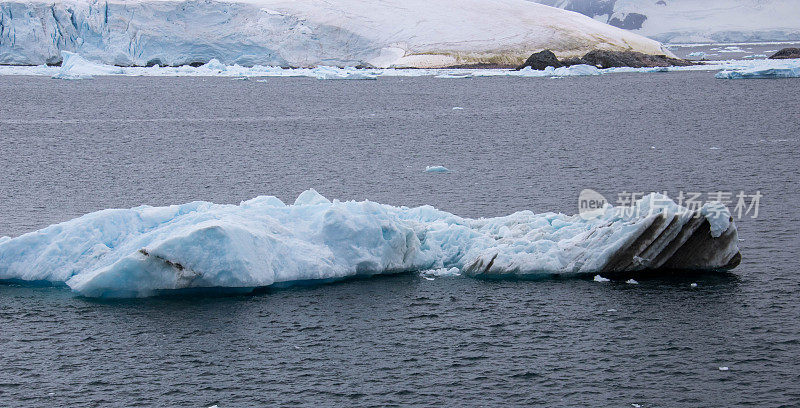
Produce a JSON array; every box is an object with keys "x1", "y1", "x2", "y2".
[
  {"x1": 532, "y1": 0, "x2": 800, "y2": 44},
  {"x1": 0, "y1": 0, "x2": 673, "y2": 68},
  {"x1": 0, "y1": 190, "x2": 741, "y2": 298}
]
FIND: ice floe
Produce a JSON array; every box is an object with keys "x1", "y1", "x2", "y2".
[{"x1": 424, "y1": 166, "x2": 450, "y2": 173}]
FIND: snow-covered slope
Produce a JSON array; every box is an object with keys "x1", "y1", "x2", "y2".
[
  {"x1": 0, "y1": 190, "x2": 740, "y2": 298},
  {"x1": 534, "y1": 0, "x2": 800, "y2": 44},
  {"x1": 0, "y1": 0, "x2": 671, "y2": 67}
]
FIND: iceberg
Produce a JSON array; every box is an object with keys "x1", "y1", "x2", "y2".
[
  {"x1": 424, "y1": 166, "x2": 450, "y2": 173},
  {"x1": 0, "y1": 0, "x2": 671, "y2": 68},
  {"x1": 0, "y1": 190, "x2": 740, "y2": 298},
  {"x1": 715, "y1": 64, "x2": 800, "y2": 79},
  {"x1": 51, "y1": 51, "x2": 124, "y2": 79}
]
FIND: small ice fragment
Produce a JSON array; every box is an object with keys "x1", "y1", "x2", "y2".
[
  {"x1": 435, "y1": 73, "x2": 472, "y2": 79},
  {"x1": 690, "y1": 283, "x2": 698, "y2": 288},
  {"x1": 452, "y1": 107, "x2": 464, "y2": 110},
  {"x1": 710, "y1": 147, "x2": 721, "y2": 150},
  {"x1": 594, "y1": 275, "x2": 610, "y2": 282},
  {"x1": 421, "y1": 267, "x2": 461, "y2": 278},
  {"x1": 423, "y1": 276, "x2": 435, "y2": 281},
  {"x1": 632, "y1": 404, "x2": 642, "y2": 408},
  {"x1": 293, "y1": 345, "x2": 301, "y2": 350},
  {"x1": 607, "y1": 308, "x2": 617, "y2": 312},
  {"x1": 424, "y1": 165, "x2": 450, "y2": 173},
  {"x1": 719, "y1": 366, "x2": 729, "y2": 371},
  {"x1": 650, "y1": 146, "x2": 656, "y2": 149},
  {"x1": 626, "y1": 279, "x2": 639, "y2": 285}
]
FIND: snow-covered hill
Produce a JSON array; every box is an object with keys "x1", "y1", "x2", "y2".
[
  {"x1": 534, "y1": 0, "x2": 800, "y2": 43},
  {"x1": 0, "y1": 0, "x2": 671, "y2": 67}
]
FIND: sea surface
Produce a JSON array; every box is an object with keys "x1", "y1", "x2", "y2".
[{"x1": 1, "y1": 70, "x2": 799, "y2": 407}]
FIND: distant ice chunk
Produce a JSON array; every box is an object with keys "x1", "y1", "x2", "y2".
[
  {"x1": 719, "y1": 366, "x2": 730, "y2": 371},
  {"x1": 201, "y1": 59, "x2": 228, "y2": 71},
  {"x1": 517, "y1": 64, "x2": 601, "y2": 77},
  {"x1": 626, "y1": 279, "x2": 639, "y2": 285},
  {"x1": 687, "y1": 52, "x2": 707, "y2": 59},
  {"x1": 421, "y1": 267, "x2": 461, "y2": 278},
  {"x1": 52, "y1": 51, "x2": 123, "y2": 80},
  {"x1": 311, "y1": 66, "x2": 378, "y2": 80},
  {"x1": 424, "y1": 166, "x2": 450, "y2": 173},
  {"x1": 716, "y1": 62, "x2": 800, "y2": 79},
  {"x1": 594, "y1": 275, "x2": 610, "y2": 282}
]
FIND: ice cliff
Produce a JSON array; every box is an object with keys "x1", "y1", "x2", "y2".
[
  {"x1": 0, "y1": 0, "x2": 671, "y2": 68},
  {"x1": 0, "y1": 190, "x2": 741, "y2": 297}
]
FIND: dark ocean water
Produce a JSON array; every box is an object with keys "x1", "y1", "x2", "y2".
[{"x1": 0, "y1": 71, "x2": 799, "y2": 407}]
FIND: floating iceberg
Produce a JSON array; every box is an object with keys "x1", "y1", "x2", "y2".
[
  {"x1": 0, "y1": 190, "x2": 740, "y2": 297},
  {"x1": 715, "y1": 64, "x2": 800, "y2": 79},
  {"x1": 424, "y1": 166, "x2": 450, "y2": 173},
  {"x1": 51, "y1": 51, "x2": 124, "y2": 79}
]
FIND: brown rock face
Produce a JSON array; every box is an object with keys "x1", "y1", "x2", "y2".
[
  {"x1": 517, "y1": 49, "x2": 696, "y2": 70},
  {"x1": 769, "y1": 48, "x2": 800, "y2": 59}
]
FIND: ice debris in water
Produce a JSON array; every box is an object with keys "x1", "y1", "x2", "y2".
[
  {"x1": 691, "y1": 283, "x2": 698, "y2": 288},
  {"x1": 715, "y1": 61, "x2": 800, "y2": 79},
  {"x1": 594, "y1": 275, "x2": 611, "y2": 282},
  {"x1": 0, "y1": 190, "x2": 739, "y2": 298},
  {"x1": 421, "y1": 267, "x2": 461, "y2": 278},
  {"x1": 626, "y1": 279, "x2": 639, "y2": 285},
  {"x1": 52, "y1": 52, "x2": 124, "y2": 80},
  {"x1": 452, "y1": 107, "x2": 464, "y2": 110},
  {"x1": 424, "y1": 166, "x2": 450, "y2": 173},
  {"x1": 719, "y1": 366, "x2": 730, "y2": 371}
]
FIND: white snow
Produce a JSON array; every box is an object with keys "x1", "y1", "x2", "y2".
[
  {"x1": 534, "y1": 0, "x2": 800, "y2": 44},
  {"x1": 424, "y1": 166, "x2": 450, "y2": 173},
  {"x1": 0, "y1": 190, "x2": 738, "y2": 297},
  {"x1": 0, "y1": 0, "x2": 670, "y2": 69}
]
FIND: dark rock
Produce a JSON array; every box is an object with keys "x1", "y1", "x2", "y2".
[
  {"x1": 608, "y1": 12, "x2": 647, "y2": 30},
  {"x1": 516, "y1": 49, "x2": 562, "y2": 70},
  {"x1": 769, "y1": 48, "x2": 800, "y2": 59},
  {"x1": 516, "y1": 49, "x2": 696, "y2": 71},
  {"x1": 580, "y1": 49, "x2": 695, "y2": 69}
]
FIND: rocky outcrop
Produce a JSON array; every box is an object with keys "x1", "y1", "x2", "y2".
[
  {"x1": 517, "y1": 50, "x2": 563, "y2": 70},
  {"x1": 517, "y1": 49, "x2": 696, "y2": 70},
  {"x1": 769, "y1": 48, "x2": 800, "y2": 59},
  {"x1": 580, "y1": 50, "x2": 695, "y2": 68}
]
